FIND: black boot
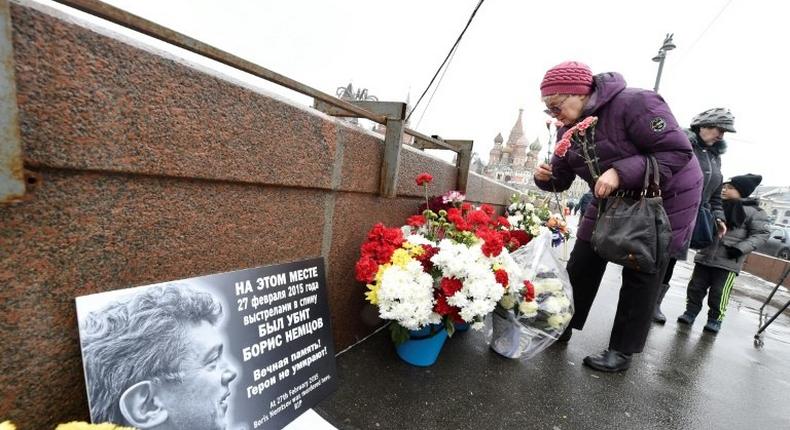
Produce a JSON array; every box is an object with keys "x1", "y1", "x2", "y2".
[
  {"x1": 652, "y1": 283, "x2": 671, "y2": 324},
  {"x1": 583, "y1": 349, "x2": 633, "y2": 372},
  {"x1": 557, "y1": 327, "x2": 572, "y2": 342}
]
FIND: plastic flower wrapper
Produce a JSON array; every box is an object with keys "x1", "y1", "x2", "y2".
[{"x1": 484, "y1": 230, "x2": 574, "y2": 359}]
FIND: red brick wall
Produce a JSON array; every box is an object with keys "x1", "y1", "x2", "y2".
[
  {"x1": 743, "y1": 253, "x2": 790, "y2": 287},
  {"x1": 0, "y1": 1, "x2": 518, "y2": 426}
]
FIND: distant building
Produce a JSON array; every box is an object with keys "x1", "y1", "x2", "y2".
[
  {"x1": 483, "y1": 109, "x2": 590, "y2": 199},
  {"x1": 483, "y1": 109, "x2": 543, "y2": 192},
  {"x1": 756, "y1": 186, "x2": 790, "y2": 226}
]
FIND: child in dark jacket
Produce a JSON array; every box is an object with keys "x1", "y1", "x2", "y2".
[{"x1": 677, "y1": 174, "x2": 770, "y2": 333}]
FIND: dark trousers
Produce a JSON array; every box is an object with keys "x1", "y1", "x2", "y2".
[
  {"x1": 661, "y1": 258, "x2": 678, "y2": 285},
  {"x1": 685, "y1": 264, "x2": 737, "y2": 322},
  {"x1": 566, "y1": 239, "x2": 668, "y2": 354}
]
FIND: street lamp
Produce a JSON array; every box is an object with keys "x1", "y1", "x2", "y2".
[{"x1": 652, "y1": 33, "x2": 676, "y2": 93}]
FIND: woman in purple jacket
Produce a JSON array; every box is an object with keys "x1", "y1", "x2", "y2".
[{"x1": 533, "y1": 61, "x2": 703, "y2": 372}]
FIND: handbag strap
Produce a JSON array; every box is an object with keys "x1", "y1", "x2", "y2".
[{"x1": 643, "y1": 155, "x2": 661, "y2": 196}]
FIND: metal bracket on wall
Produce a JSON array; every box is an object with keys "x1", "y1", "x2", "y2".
[
  {"x1": 0, "y1": 0, "x2": 25, "y2": 204},
  {"x1": 410, "y1": 136, "x2": 474, "y2": 193},
  {"x1": 313, "y1": 100, "x2": 407, "y2": 198}
]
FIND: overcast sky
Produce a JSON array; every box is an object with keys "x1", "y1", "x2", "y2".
[{"x1": 50, "y1": 0, "x2": 789, "y2": 185}]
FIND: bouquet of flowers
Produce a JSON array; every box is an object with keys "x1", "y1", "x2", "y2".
[
  {"x1": 545, "y1": 213, "x2": 571, "y2": 247},
  {"x1": 487, "y1": 230, "x2": 574, "y2": 359},
  {"x1": 355, "y1": 173, "x2": 525, "y2": 344}
]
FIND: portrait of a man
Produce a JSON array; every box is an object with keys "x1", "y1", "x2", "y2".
[{"x1": 79, "y1": 284, "x2": 239, "y2": 430}]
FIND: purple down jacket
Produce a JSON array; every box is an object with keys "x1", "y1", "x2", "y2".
[{"x1": 535, "y1": 72, "x2": 703, "y2": 256}]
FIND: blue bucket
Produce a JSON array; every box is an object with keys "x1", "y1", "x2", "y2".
[
  {"x1": 395, "y1": 325, "x2": 448, "y2": 367},
  {"x1": 454, "y1": 321, "x2": 470, "y2": 332}
]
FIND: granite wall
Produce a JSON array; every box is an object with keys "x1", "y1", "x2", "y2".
[{"x1": 0, "y1": 0, "x2": 518, "y2": 426}]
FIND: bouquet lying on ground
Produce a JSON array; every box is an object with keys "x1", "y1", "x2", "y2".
[
  {"x1": 487, "y1": 230, "x2": 575, "y2": 359},
  {"x1": 355, "y1": 173, "x2": 529, "y2": 344}
]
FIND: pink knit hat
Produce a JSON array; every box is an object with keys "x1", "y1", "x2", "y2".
[{"x1": 540, "y1": 61, "x2": 594, "y2": 97}]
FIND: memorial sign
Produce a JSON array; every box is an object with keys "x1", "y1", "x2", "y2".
[{"x1": 76, "y1": 258, "x2": 337, "y2": 430}]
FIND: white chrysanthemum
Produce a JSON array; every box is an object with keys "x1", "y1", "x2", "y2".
[
  {"x1": 400, "y1": 225, "x2": 413, "y2": 237},
  {"x1": 524, "y1": 203, "x2": 535, "y2": 212},
  {"x1": 534, "y1": 278, "x2": 564, "y2": 295},
  {"x1": 507, "y1": 214, "x2": 523, "y2": 227},
  {"x1": 548, "y1": 313, "x2": 571, "y2": 330},
  {"x1": 519, "y1": 300, "x2": 539, "y2": 317},
  {"x1": 405, "y1": 233, "x2": 434, "y2": 247},
  {"x1": 500, "y1": 294, "x2": 516, "y2": 309},
  {"x1": 529, "y1": 225, "x2": 542, "y2": 236},
  {"x1": 542, "y1": 296, "x2": 563, "y2": 315},
  {"x1": 436, "y1": 240, "x2": 505, "y2": 324},
  {"x1": 431, "y1": 239, "x2": 483, "y2": 279},
  {"x1": 471, "y1": 321, "x2": 485, "y2": 331},
  {"x1": 554, "y1": 295, "x2": 572, "y2": 310},
  {"x1": 377, "y1": 262, "x2": 439, "y2": 330}
]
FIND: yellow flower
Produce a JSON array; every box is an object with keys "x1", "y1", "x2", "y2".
[
  {"x1": 406, "y1": 243, "x2": 425, "y2": 257},
  {"x1": 492, "y1": 263, "x2": 503, "y2": 271},
  {"x1": 365, "y1": 283, "x2": 380, "y2": 305},
  {"x1": 389, "y1": 248, "x2": 412, "y2": 268},
  {"x1": 1, "y1": 421, "x2": 16, "y2": 430},
  {"x1": 55, "y1": 422, "x2": 135, "y2": 430}
]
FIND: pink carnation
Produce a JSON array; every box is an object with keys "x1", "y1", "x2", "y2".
[{"x1": 555, "y1": 139, "x2": 571, "y2": 157}]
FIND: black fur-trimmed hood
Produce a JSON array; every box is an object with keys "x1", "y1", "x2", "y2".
[{"x1": 685, "y1": 128, "x2": 728, "y2": 155}]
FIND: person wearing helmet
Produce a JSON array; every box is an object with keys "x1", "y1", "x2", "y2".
[{"x1": 653, "y1": 108, "x2": 735, "y2": 324}]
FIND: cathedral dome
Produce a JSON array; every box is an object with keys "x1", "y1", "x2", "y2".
[{"x1": 529, "y1": 139, "x2": 542, "y2": 152}]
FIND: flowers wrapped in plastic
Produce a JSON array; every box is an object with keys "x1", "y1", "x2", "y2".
[{"x1": 486, "y1": 230, "x2": 574, "y2": 359}]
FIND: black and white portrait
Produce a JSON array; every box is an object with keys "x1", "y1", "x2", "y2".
[{"x1": 77, "y1": 283, "x2": 242, "y2": 430}]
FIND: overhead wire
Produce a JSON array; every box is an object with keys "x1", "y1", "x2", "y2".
[
  {"x1": 678, "y1": 0, "x2": 734, "y2": 63},
  {"x1": 414, "y1": 44, "x2": 459, "y2": 129},
  {"x1": 405, "y1": 0, "x2": 485, "y2": 123}
]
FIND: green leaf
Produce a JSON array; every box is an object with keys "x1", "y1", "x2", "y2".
[
  {"x1": 444, "y1": 317, "x2": 456, "y2": 338},
  {"x1": 389, "y1": 322, "x2": 410, "y2": 345}
]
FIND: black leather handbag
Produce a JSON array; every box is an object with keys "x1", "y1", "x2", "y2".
[
  {"x1": 690, "y1": 205, "x2": 716, "y2": 250},
  {"x1": 590, "y1": 156, "x2": 672, "y2": 274}
]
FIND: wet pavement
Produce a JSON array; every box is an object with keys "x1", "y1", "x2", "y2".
[{"x1": 314, "y1": 248, "x2": 790, "y2": 429}]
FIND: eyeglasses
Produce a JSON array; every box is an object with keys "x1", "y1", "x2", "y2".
[{"x1": 544, "y1": 96, "x2": 570, "y2": 117}]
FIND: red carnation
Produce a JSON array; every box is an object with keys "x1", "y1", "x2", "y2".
[
  {"x1": 447, "y1": 208, "x2": 463, "y2": 222},
  {"x1": 494, "y1": 269, "x2": 509, "y2": 288},
  {"x1": 434, "y1": 295, "x2": 462, "y2": 322},
  {"x1": 481, "y1": 204, "x2": 495, "y2": 216},
  {"x1": 360, "y1": 241, "x2": 395, "y2": 265},
  {"x1": 415, "y1": 244, "x2": 438, "y2": 271},
  {"x1": 440, "y1": 277, "x2": 463, "y2": 296},
  {"x1": 461, "y1": 202, "x2": 472, "y2": 212},
  {"x1": 497, "y1": 216, "x2": 511, "y2": 228},
  {"x1": 416, "y1": 172, "x2": 433, "y2": 186},
  {"x1": 523, "y1": 280, "x2": 535, "y2": 302},
  {"x1": 507, "y1": 237, "x2": 521, "y2": 251},
  {"x1": 354, "y1": 256, "x2": 379, "y2": 283},
  {"x1": 510, "y1": 230, "x2": 531, "y2": 248},
  {"x1": 467, "y1": 209, "x2": 490, "y2": 226},
  {"x1": 476, "y1": 227, "x2": 504, "y2": 257},
  {"x1": 407, "y1": 214, "x2": 426, "y2": 227},
  {"x1": 434, "y1": 294, "x2": 454, "y2": 316}
]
